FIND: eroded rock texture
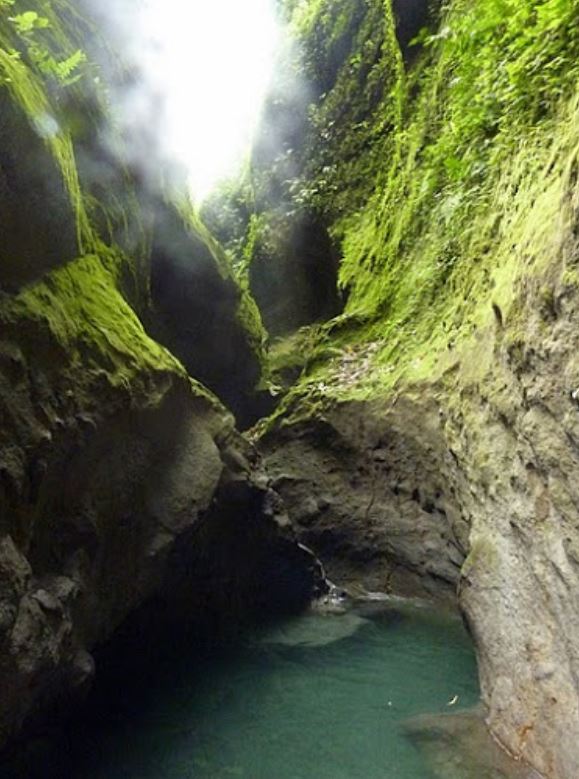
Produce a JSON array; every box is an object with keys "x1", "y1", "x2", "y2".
[
  {"x1": 0, "y1": 93, "x2": 318, "y2": 751},
  {"x1": 0, "y1": 297, "x2": 320, "y2": 749},
  {"x1": 260, "y1": 269, "x2": 579, "y2": 779},
  {"x1": 260, "y1": 396, "x2": 464, "y2": 600}
]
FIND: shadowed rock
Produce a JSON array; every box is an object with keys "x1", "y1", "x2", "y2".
[{"x1": 0, "y1": 95, "x2": 77, "y2": 291}]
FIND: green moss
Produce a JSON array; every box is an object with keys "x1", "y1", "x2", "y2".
[
  {"x1": 0, "y1": 1, "x2": 151, "y2": 291},
  {"x1": 1, "y1": 251, "x2": 186, "y2": 388},
  {"x1": 0, "y1": 0, "x2": 266, "y2": 416},
  {"x1": 461, "y1": 535, "x2": 498, "y2": 579},
  {"x1": 258, "y1": 0, "x2": 579, "y2": 428},
  {"x1": 0, "y1": 3, "x2": 175, "y2": 396},
  {"x1": 0, "y1": 49, "x2": 93, "y2": 251},
  {"x1": 285, "y1": 0, "x2": 404, "y2": 223},
  {"x1": 0, "y1": 0, "x2": 110, "y2": 247},
  {"x1": 236, "y1": 284, "x2": 267, "y2": 366},
  {"x1": 335, "y1": 0, "x2": 579, "y2": 320},
  {"x1": 188, "y1": 201, "x2": 268, "y2": 371}
]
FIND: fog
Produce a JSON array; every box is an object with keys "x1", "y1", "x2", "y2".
[{"x1": 87, "y1": 0, "x2": 281, "y2": 201}]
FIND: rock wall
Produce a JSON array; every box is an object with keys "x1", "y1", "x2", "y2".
[
  {"x1": 260, "y1": 396, "x2": 463, "y2": 600},
  {"x1": 148, "y1": 199, "x2": 266, "y2": 425},
  {"x1": 248, "y1": 1, "x2": 579, "y2": 777},
  {"x1": 258, "y1": 251, "x2": 579, "y2": 778},
  {"x1": 0, "y1": 94, "x2": 78, "y2": 291},
  {"x1": 3, "y1": 0, "x2": 579, "y2": 775},
  {"x1": 0, "y1": 3, "x2": 320, "y2": 751},
  {"x1": 246, "y1": 211, "x2": 342, "y2": 337},
  {"x1": 0, "y1": 244, "x2": 322, "y2": 750}
]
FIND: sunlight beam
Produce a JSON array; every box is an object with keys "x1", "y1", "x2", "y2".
[{"x1": 108, "y1": 0, "x2": 280, "y2": 201}]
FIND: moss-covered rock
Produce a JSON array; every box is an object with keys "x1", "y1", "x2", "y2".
[
  {"x1": 148, "y1": 198, "x2": 267, "y2": 426},
  {"x1": 252, "y1": 1, "x2": 579, "y2": 777},
  {"x1": 245, "y1": 210, "x2": 342, "y2": 336},
  {"x1": 0, "y1": 0, "x2": 320, "y2": 752},
  {"x1": 0, "y1": 0, "x2": 268, "y2": 415},
  {"x1": 0, "y1": 93, "x2": 78, "y2": 291},
  {"x1": 0, "y1": 252, "x2": 321, "y2": 747}
]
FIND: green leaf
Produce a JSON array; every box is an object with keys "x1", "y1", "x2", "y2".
[{"x1": 9, "y1": 11, "x2": 50, "y2": 34}]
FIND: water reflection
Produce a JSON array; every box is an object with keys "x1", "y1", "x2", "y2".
[{"x1": 3, "y1": 598, "x2": 482, "y2": 779}]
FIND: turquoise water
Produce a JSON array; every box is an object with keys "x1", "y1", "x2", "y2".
[{"x1": 4, "y1": 599, "x2": 479, "y2": 779}]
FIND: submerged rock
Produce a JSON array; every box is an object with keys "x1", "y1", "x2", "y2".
[
  {"x1": 403, "y1": 708, "x2": 544, "y2": 779},
  {"x1": 257, "y1": 611, "x2": 369, "y2": 648}
]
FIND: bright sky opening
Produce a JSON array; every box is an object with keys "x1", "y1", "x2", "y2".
[{"x1": 134, "y1": 0, "x2": 280, "y2": 201}]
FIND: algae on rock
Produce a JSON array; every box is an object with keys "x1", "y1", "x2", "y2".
[
  {"x1": 0, "y1": 0, "x2": 317, "y2": 753},
  {"x1": 246, "y1": 1, "x2": 579, "y2": 777}
]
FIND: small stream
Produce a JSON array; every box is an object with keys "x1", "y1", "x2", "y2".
[{"x1": 3, "y1": 599, "x2": 480, "y2": 779}]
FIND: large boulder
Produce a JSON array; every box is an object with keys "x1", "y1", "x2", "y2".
[{"x1": 0, "y1": 252, "x2": 321, "y2": 751}]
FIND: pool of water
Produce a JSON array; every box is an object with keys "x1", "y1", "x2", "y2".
[{"x1": 3, "y1": 598, "x2": 480, "y2": 779}]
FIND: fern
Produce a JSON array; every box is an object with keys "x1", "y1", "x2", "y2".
[{"x1": 6, "y1": 7, "x2": 86, "y2": 86}]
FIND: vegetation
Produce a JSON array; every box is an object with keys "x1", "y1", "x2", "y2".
[
  {"x1": 2, "y1": 0, "x2": 577, "y2": 423},
  {"x1": 338, "y1": 0, "x2": 579, "y2": 315},
  {"x1": 0, "y1": 3, "x2": 95, "y2": 250},
  {"x1": 0, "y1": 251, "x2": 188, "y2": 389},
  {"x1": 248, "y1": 0, "x2": 579, "y2": 430},
  {"x1": 5, "y1": 4, "x2": 86, "y2": 85},
  {"x1": 0, "y1": 0, "x2": 267, "y2": 406}
]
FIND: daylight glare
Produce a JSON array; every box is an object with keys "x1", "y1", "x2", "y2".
[{"x1": 135, "y1": 0, "x2": 280, "y2": 200}]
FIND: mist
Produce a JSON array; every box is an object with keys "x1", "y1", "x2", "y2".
[{"x1": 85, "y1": 0, "x2": 281, "y2": 202}]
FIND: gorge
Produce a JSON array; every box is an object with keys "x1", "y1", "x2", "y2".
[{"x1": 1, "y1": 0, "x2": 578, "y2": 777}]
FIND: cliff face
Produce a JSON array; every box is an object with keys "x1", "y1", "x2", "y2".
[
  {"x1": 3, "y1": 0, "x2": 579, "y2": 774},
  {"x1": 261, "y1": 299, "x2": 579, "y2": 777},
  {"x1": 0, "y1": 0, "x2": 322, "y2": 750},
  {"x1": 0, "y1": 259, "x2": 320, "y2": 745},
  {"x1": 241, "y1": 1, "x2": 579, "y2": 776}
]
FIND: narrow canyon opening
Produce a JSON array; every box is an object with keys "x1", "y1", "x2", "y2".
[{"x1": 1, "y1": 0, "x2": 577, "y2": 777}]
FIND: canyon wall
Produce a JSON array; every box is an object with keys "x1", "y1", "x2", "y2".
[
  {"x1": 240, "y1": 1, "x2": 579, "y2": 776},
  {"x1": 0, "y1": 0, "x2": 320, "y2": 749}
]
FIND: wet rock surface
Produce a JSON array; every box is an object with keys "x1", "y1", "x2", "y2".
[
  {"x1": 0, "y1": 268, "x2": 321, "y2": 753},
  {"x1": 0, "y1": 367, "x2": 322, "y2": 750},
  {"x1": 259, "y1": 274, "x2": 579, "y2": 778},
  {"x1": 1, "y1": 2, "x2": 578, "y2": 776},
  {"x1": 260, "y1": 397, "x2": 465, "y2": 601},
  {"x1": 0, "y1": 79, "x2": 316, "y2": 753}
]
